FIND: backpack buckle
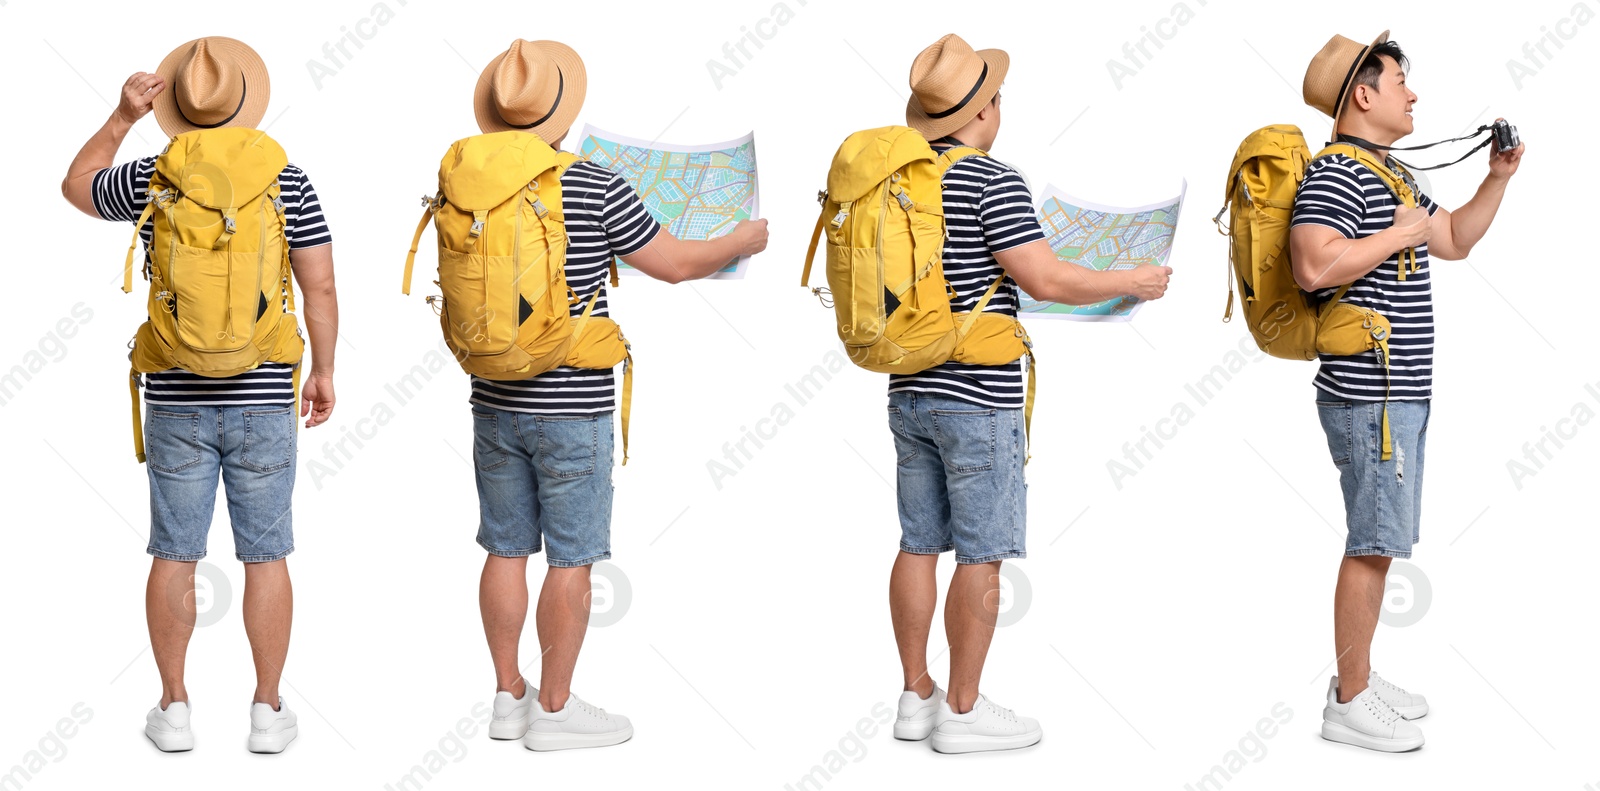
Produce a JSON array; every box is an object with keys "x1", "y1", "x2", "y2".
[
  {"x1": 469, "y1": 220, "x2": 485, "y2": 237},
  {"x1": 830, "y1": 209, "x2": 848, "y2": 229},
  {"x1": 223, "y1": 216, "x2": 237, "y2": 234},
  {"x1": 816, "y1": 190, "x2": 827, "y2": 206},
  {"x1": 530, "y1": 197, "x2": 549, "y2": 218},
  {"x1": 894, "y1": 189, "x2": 914, "y2": 211}
]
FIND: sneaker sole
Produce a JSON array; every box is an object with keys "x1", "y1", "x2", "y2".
[
  {"x1": 893, "y1": 717, "x2": 935, "y2": 741},
  {"x1": 1320, "y1": 722, "x2": 1423, "y2": 753},
  {"x1": 523, "y1": 724, "x2": 634, "y2": 752},
  {"x1": 930, "y1": 729, "x2": 1042, "y2": 754},
  {"x1": 247, "y1": 725, "x2": 298, "y2": 754},
  {"x1": 145, "y1": 726, "x2": 194, "y2": 753},
  {"x1": 488, "y1": 719, "x2": 529, "y2": 740}
]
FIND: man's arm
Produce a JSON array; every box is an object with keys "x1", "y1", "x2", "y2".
[
  {"x1": 290, "y1": 244, "x2": 338, "y2": 427},
  {"x1": 62, "y1": 72, "x2": 165, "y2": 217},
  {"x1": 619, "y1": 219, "x2": 769, "y2": 283},
  {"x1": 994, "y1": 239, "x2": 1170, "y2": 305},
  {"x1": 1426, "y1": 133, "x2": 1525, "y2": 261},
  {"x1": 1289, "y1": 216, "x2": 1428, "y2": 291}
]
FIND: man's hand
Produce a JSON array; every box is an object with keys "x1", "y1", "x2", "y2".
[
  {"x1": 1390, "y1": 204, "x2": 1432, "y2": 249},
  {"x1": 1488, "y1": 118, "x2": 1525, "y2": 182},
  {"x1": 116, "y1": 72, "x2": 165, "y2": 127},
  {"x1": 300, "y1": 372, "x2": 335, "y2": 428},
  {"x1": 1126, "y1": 265, "x2": 1172, "y2": 301},
  {"x1": 730, "y1": 219, "x2": 770, "y2": 257}
]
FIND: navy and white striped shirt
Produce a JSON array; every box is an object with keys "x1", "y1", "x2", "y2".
[
  {"x1": 886, "y1": 140, "x2": 1044, "y2": 409},
  {"x1": 1292, "y1": 153, "x2": 1439, "y2": 401},
  {"x1": 93, "y1": 156, "x2": 332, "y2": 407},
  {"x1": 467, "y1": 160, "x2": 660, "y2": 415}
]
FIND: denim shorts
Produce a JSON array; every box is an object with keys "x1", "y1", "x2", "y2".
[
  {"x1": 471, "y1": 406, "x2": 614, "y2": 567},
  {"x1": 1315, "y1": 394, "x2": 1430, "y2": 559},
  {"x1": 887, "y1": 391, "x2": 1027, "y2": 564},
  {"x1": 144, "y1": 405, "x2": 297, "y2": 563}
]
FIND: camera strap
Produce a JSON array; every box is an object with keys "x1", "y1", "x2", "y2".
[{"x1": 1334, "y1": 125, "x2": 1496, "y2": 172}]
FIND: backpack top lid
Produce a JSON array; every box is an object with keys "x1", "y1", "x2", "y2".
[
  {"x1": 827, "y1": 125, "x2": 937, "y2": 204},
  {"x1": 155, "y1": 127, "x2": 287, "y2": 210},
  {"x1": 440, "y1": 130, "x2": 559, "y2": 211}
]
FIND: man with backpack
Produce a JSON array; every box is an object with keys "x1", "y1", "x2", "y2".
[
  {"x1": 61, "y1": 37, "x2": 340, "y2": 753},
  {"x1": 864, "y1": 34, "x2": 1170, "y2": 754},
  {"x1": 435, "y1": 39, "x2": 768, "y2": 751},
  {"x1": 1291, "y1": 32, "x2": 1524, "y2": 752}
]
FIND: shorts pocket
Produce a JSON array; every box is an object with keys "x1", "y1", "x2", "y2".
[
  {"x1": 1315, "y1": 401, "x2": 1353, "y2": 466},
  {"x1": 929, "y1": 408, "x2": 996, "y2": 473},
  {"x1": 472, "y1": 410, "x2": 508, "y2": 471},
  {"x1": 887, "y1": 405, "x2": 916, "y2": 466},
  {"x1": 240, "y1": 408, "x2": 295, "y2": 473},
  {"x1": 147, "y1": 410, "x2": 202, "y2": 473},
  {"x1": 536, "y1": 415, "x2": 599, "y2": 479}
]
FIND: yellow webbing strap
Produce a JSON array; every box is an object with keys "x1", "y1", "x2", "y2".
[
  {"x1": 1023, "y1": 347, "x2": 1036, "y2": 465},
  {"x1": 619, "y1": 349, "x2": 633, "y2": 466},
  {"x1": 956, "y1": 273, "x2": 1007, "y2": 340},
  {"x1": 801, "y1": 210, "x2": 826, "y2": 287},
  {"x1": 402, "y1": 203, "x2": 434, "y2": 295},
  {"x1": 130, "y1": 368, "x2": 145, "y2": 462},
  {"x1": 124, "y1": 202, "x2": 157, "y2": 293}
]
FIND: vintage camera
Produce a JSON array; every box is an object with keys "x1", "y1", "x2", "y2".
[{"x1": 1491, "y1": 119, "x2": 1520, "y2": 152}]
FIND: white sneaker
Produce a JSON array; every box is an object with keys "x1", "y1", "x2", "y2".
[
  {"x1": 894, "y1": 684, "x2": 944, "y2": 740},
  {"x1": 247, "y1": 696, "x2": 298, "y2": 754},
  {"x1": 490, "y1": 681, "x2": 538, "y2": 740},
  {"x1": 1321, "y1": 679, "x2": 1424, "y2": 752},
  {"x1": 930, "y1": 694, "x2": 1042, "y2": 754},
  {"x1": 145, "y1": 701, "x2": 194, "y2": 752},
  {"x1": 1361, "y1": 672, "x2": 1429, "y2": 719},
  {"x1": 523, "y1": 693, "x2": 633, "y2": 751}
]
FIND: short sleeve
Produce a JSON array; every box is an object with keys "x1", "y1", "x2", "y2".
[
  {"x1": 279, "y1": 165, "x2": 332, "y2": 249},
  {"x1": 977, "y1": 168, "x2": 1046, "y2": 253},
  {"x1": 600, "y1": 170, "x2": 661, "y2": 256},
  {"x1": 1292, "y1": 158, "x2": 1366, "y2": 238},
  {"x1": 90, "y1": 156, "x2": 157, "y2": 222},
  {"x1": 1419, "y1": 191, "x2": 1439, "y2": 216}
]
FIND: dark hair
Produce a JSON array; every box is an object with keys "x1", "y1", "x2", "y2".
[{"x1": 1345, "y1": 40, "x2": 1408, "y2": 108}]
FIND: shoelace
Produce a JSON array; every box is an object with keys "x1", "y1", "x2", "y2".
[
  {"x1": 984, "y1": 698, "x2": 1020, "y2": 723},
  {"x1": 1362, "y1": 694, "x2": 1401, "y2": 726}
]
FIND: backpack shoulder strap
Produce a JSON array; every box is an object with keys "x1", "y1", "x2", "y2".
[
  {"x1": 935, "y1": 145, "x2": 987, "y2": 173},
  {"x1": 1314, "y1": 144, "x2": 1416, "y2": 208}
]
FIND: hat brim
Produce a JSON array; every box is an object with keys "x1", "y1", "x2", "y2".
[
  {"x1": 474, "y1": 40, "x2": 587, "y2": 141},
  {"x1": 906, "y1": 48, "x2": 1008, "y2": 141},
  {"x1": 1332, "y1": 30, "x2": 1390, "y2": 133},
  {"x1": 152, "y1": 37, "x2": 271, "y2": 138}
]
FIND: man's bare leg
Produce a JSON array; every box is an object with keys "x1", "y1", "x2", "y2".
[
  {"x1": 243, "y1": 559, "x2": 292, "y2": 707},
  {"x1": 890, "y1": 551, "x2": 939, "y2": 698},
  {"x1": 946, "y1": 560, "x2": 1002, "y2": 714},
  {"x1": 1334, "y1": 555, "x2": 1392, "y2": 701}
]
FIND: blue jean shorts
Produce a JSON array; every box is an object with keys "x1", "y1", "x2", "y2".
[
  {"x1": 887, "y1": 391, "x2": 1027, "y2": 564},
  {"x1": 144, "y1": 405, "x2": 297, "y2": 563},
  {"x1": 471, "y1": 406, "x2": 614, "y2": 567},
  {"x1": 1315, "y1": 394, "x2": 1430, "y2": 559}
]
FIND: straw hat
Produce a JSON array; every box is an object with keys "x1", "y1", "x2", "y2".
[
  {"x1": 1303, "y1": 30, "x2": 1390, "y2": 133},
  {"x1": 153, "y1": 37, "x2": 271, "y2": 137},
  {"x1": 906, "y1": 34, "x2": 1008, "y2": 140},
  {"x1": 474, "y1": 39, "x2": 587, "y2": 140}
]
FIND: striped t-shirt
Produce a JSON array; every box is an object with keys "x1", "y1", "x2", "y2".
[
  {"x1": 94, "y1": 157, "x2": 332, "y2": 407},
  {"x1": 886, "y1": 139, "x2": 1044, "y2": 409},
  {"x1": 467, "y1": 160, "x2": 660, "y2": 415},
  {"x1": 1291, "y1": 153, "x2": 1439, "y2": 401}
]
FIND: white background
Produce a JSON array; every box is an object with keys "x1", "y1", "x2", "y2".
[{"x1": 1, "y1": 0, "x2": 1595, "y2": 789}]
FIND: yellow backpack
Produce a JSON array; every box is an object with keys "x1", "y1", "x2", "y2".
[
  {"x1": 403, "y1": 131, "x2": 633, "y2": 462},
  {"x1": 1216, "y1": 125, "x2": 1422, "y2": 459},
  {"x1": 802, "y1": 126, "x2": 1037, "y2": 457},
  {"x1": 121, "y1": 128, "x2": 304, "y2": 463}
]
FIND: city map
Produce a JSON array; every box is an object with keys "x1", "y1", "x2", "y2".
[
  {"x1": 575, "y1": 125, "x2": 759, "y2": 280},
  {"x1": 1020, "y1": 181, "x2": 1185, "y2": 321}
]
